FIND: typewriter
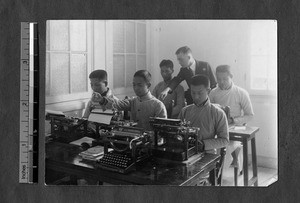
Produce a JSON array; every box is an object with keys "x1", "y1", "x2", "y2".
[
  {"x1": 48, "y1": 114, "x2": 89, "y2": 142},
  {"x1": 150, "y1": 117, "x2": 202, "y2": 161},
  {"x1": 94, "y1": 126, "x2": 152, "y2": 174}
]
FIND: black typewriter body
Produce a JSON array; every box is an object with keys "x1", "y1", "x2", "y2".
[
  {"x1": 95, "y1": 126, "x2": 152, "y2": 174},
  {"x1": 150, "y1": 117, "x2": 201, "y2": 161},
  {"x1": 48, "y1": 116, "x2": 91, "y2": 142}
]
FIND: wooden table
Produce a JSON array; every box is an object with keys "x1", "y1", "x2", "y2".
[
  {"x1": 46, "y1": 142, "x2": 220, "y2": 186},
  {"x1": 229, "y1": 126, "x2": 259, "y2": 186}
]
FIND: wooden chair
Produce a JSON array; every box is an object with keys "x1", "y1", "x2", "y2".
[{"x1": 209, "y1": 147, "x2": 227, "y2": 186}]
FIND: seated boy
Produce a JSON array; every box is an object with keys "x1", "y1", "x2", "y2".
[
  {"x1": 152, "y1": 59, "x2": 185, "y2": 118},
  {"x1": 92, "y1": 70, "x2": 167, "y2": 130},
  {"x1": 83, "y1": 69, "x2": 118, "y2": 119},
  {"x1": 178, "y1": 74, "x2": 229, "y2": 154}
]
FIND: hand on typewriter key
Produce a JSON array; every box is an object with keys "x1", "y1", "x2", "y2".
[{"x1": 91, "y1": 92, "x2": 104, "y2": 103}]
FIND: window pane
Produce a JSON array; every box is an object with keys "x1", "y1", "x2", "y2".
[
  {"x1": 71, "y1": 54, "x2": 87, "y2": 93},
  {"x1": 126, "y1": 55, "x2": 136, "y2": 87},
  {"x1": 251, "y1": 77, "x2": 267, "y2": 90},
  {"x1": 70, "y1": 20, "x2": 87, "y2": 51},
  {"x1": 50, "y1": 20, "x2": 69, "y2": 51},
  {"x1": 251, "y1": 56, "x2": 268, "y2": 78},
  {"x1": 113, "y1": 55, "x2": 125, "y2": 88},
  {"x1": 113, "y1": 21, "x2": 124, "y2": 53},
  {"x1": 137, "y1": 23, "x2": 146, "y2": 54},
  {"x1": 125, "y1": 21, "x2": 136, "y2": 53},
  {"x1": 50, "y1": 53, "x2": 69, "y2": 95},
  {"x1": 46, "y1": 53, "x2": 50, "y2": 96},
  {"x1": 137, "y1": 55, "x2": 146, "y2": 70}
]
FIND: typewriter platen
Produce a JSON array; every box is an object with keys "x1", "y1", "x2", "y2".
[
  {"x1": 95, "y1": 126, "x2": 152, "y2": 173},
  {"x1": 150, "y1": 117, "x2": 202, "y2": 161}
]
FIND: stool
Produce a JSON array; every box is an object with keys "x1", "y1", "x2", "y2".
[{"x1": 229, "y1": 126, "x2": 259, "y2": 186}]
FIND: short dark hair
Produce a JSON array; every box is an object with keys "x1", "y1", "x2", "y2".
[
  {"x1": 159, "y1": 60, "x2": 174, "y2": 70},
  {"x1": 216, "y1": 65, "x2": 232, "y2": 75},
  {"x1": 190, "y1": 74, "x2": 210, "y2": 88},
  {"x1": 175, "y1": 46, "x2": 192, "y2": 55},
  {"x1": 89, "y1": 69, "x2": 107, "y2": 81},
  {"x1": 134, "y1": 70, "x2": 152, "y2": 84}
]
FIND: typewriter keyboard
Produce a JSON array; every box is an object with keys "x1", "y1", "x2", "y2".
[{"x1": 95, "y1": 152, "x2": 134, "y2": 173}]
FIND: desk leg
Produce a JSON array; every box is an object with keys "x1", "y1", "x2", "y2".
[
  {"x1": 242, "y1": 139, "x2": 248, "y2": 186},
  {"x1": 251, "y1": 137, "x2": 258, "y2": 186}
]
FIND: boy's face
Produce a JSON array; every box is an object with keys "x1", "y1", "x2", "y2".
[
  {"x1": 191, "y1": 84, "x2": 210, "y2": 106},
  {"x1": 176, "y1": 52, "x2": 190, "y2": 68},
  {"x1": 160, "y1": 66, "x2": 173, "y2": 81},
  {"x1": 90, "y1": 78, "x2": 107, "y2": 94},
  {"x1": 216, "y1": 72, "x2": 232, "y2": 90},
  {"x1": 133, "y1": 76, "x2": 149, "y2": 97}
]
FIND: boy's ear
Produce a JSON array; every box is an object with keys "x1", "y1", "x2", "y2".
[
  {"x1": 147, "y1": 83, "x2": 151, "y2": 88},
  {"x1": 104, "y1": 81, "x2": 108, "y2": 87}
]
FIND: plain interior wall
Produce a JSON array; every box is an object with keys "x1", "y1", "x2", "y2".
[{"x1": 151, "y1": 20, "x2": 277, "y2": 168}]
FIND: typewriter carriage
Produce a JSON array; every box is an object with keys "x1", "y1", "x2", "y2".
[{"x1": 150, "y1": 117, "x2": 201, "y2": 161}]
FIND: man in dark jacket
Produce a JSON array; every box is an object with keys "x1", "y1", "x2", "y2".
[{"x1": 159, "y1": 46, "x2": 216, "y2": 105}]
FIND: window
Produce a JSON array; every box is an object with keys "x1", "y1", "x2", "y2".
[
  {"x1": 249, "y1": 21, "x2": 277, "y2": 95},
  {"x1": 46, "y1": 20, "x2": 92, "y2": 104},
  {"x1": 112, "y1": 21, "x2": 147, "y2": 90}
]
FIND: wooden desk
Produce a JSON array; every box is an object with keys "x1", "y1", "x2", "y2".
[
  {"x1": 229, "y1": 126, "x2": 259, "y2": 186},
  {"x1": 46, "y1": 142, "x2": 220, "y2": 186}
]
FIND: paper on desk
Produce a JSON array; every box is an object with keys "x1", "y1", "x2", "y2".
[
  {"x1": 88, "y1": 112, "x2": 113, "y2": 124},
  {"x1": 70, "y1": 136, "x2": 95, "y2": 146},
  {"x1": 234, "y1": 126, "x2": 246, "y2": 131}
]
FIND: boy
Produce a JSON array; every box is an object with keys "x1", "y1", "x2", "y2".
[
  {"x1": 152, "y1": 60, "x2": 184, "y2": 118},
  {"x1": 93, "y1": 70, "x2": 167, "y2": 130},
  {"x1": 83, "y1": 69, "x2": 118, "y2": 119},
  {"x1": 178, "y1": 74, "x2": 229, "y2": 154},
  {"x1": 209, "y1": 65, "x2": 254, "y2": 172}
]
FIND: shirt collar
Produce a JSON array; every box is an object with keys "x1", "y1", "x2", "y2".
[
  {"x1": 138, "y1": 90, "x2": 153, "y2": 102},
  {"x1": 194, "y1": 97, "x2": 210, "y2": 108},
  {"x1": 163, "y1": 77, "x2": 173, "y2": 86},
  {"x1": 101, "y1": 88, "x2": 111, "y2": 97},
  {"x1": 218, "y1": 82, "x2": 234, "y2": 90},
  {"x1": 189, "y1": 59, "x2": 196, "y2": 72}
]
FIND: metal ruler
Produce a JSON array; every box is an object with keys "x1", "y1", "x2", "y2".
[{"x1": 19, "y1": 22, "x2": 39, "y2": 183}]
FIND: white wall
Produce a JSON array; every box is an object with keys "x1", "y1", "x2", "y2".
[{"x1": 151, "y1": 20, "x2": 277, "y2": 168}]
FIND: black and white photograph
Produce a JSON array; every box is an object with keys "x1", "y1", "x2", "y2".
[{"x1": 44, "y1": 20, "x2": 277, "y2": 186}]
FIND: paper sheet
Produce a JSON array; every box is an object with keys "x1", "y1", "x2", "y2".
[
  {"x1": 88, "y1": 112, "x2": 113, "y2": 124},
  {"x1": 70, "y1": 136, "x2": 95, "y2": 146}
]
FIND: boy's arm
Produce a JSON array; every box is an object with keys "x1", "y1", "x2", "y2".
[
  {"x1": 82, "y1": 100, "x2": 92, "y2": 118},
  {"x1": 233, "y1": 89, "x2": 254, "y2": 125},
  {"x1": 203, "y1": 110, "x2": 229, "y2": 151},
  {"x1": 171, "y1": 85, "x2": 185, "y2": 117},
  {"x1": 104, "y1": 96, "x2": 131, "y2": 111},
  {"x1": 155, "y1": 102, "x2": 167, "y2": 118}
]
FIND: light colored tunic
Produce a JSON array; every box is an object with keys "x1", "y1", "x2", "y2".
[
  {"x1": 83, "y1": 88, "x2": 118, "y2": 118},
  {"x1": 152, "y1": 80, "x2": 185, "y2": 118},
  {"x1": 108, "y1": 91, "x2": 167, "y2": 130},
  {"x1": 209, "y1": 82, "x2": 254, "y2": 125},
  {"x1": 178, "y1": 98, "x2": 229, "y2": 153}
]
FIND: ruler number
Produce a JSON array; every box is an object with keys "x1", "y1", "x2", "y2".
[{"x1": 22, "y1": 102, "x2": 28, "y2": 106}]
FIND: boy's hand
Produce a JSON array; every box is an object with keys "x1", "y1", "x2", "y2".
[
  {"x1": 91, "y1": 92, "x2": 104, "y2": 103},
  {"x1": 159, "y1": 87, "x2": 171, "y2": 101}
]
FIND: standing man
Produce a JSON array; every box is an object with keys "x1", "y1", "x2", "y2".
[
  {"x1": 209, "y1": 65, "x2": 254, "y2": 174},
  {"x1": 159, "y1": 46, "x2": 216, "y2": 105},
  {"x1": 152, "y1": 59, "x2": 185, "y2": 118}
]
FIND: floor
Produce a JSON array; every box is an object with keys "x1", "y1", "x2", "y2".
[{"x1": 221, "y1": 166, "x2": 278, "y2": 187}]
